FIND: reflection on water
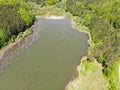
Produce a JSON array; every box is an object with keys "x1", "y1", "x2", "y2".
[{"x1": 0, "y1": 18, "x2": 89, "y2": 90}]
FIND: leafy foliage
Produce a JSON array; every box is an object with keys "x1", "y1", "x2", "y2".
[
  {"x1": 0, "y1": 0, "x2": 35, "y2": 48},
  {"x1": 0, "y1": 28, "x2": 8, "y2": 48},
  {"x1": 66, "y1": 0, "x2": 120, "y2": 89},
  {"x1": 18, "y1": 2, "x2": 35, "y2": 27},
  {"x1": 27, "y1": 0, "x2": 59, "y2": 5},
  {"x1": 45, "y1": 0, "x2": 58, "y2": 5},
  {"x1": 0, "y1": 4, "x2": 25, "y2": 35}
]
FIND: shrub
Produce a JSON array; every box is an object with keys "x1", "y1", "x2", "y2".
[
  {"x1": 9, "y1": 35, "x2": 16, "y2": 43},
  {"x1": 19, "y1": 2, "x2": 35, "y2": 27},
  {"x1": 0, "y1": 28, "x2": 8, "y2": 48},
  {"x1": 45, "y1": 0, "x2": 58, "y2": 5}
]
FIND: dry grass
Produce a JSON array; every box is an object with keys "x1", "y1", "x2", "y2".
[{"x1": 66, "y1": 60, "x2": 109, "y2": 90}]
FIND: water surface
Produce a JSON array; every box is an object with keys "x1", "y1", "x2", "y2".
[{"x1": 0, "y1": 18, "x2": 89, "y2": 90}]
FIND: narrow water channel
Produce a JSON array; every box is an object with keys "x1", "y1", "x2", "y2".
[{"x1": 0, "y1": 18, "x2": 89, "y2": 90}]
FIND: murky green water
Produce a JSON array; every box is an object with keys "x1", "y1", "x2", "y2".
[{"x1": 0, "y1": 18, "x2": 89, "y2": 90}]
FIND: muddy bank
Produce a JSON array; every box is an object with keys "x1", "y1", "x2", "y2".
[
  {"x1": 0, "y1": 20, "x2": 40, "y2": 74},
  {"x1": 0, "y1": 31, "x2": 32, "y2": 74}
]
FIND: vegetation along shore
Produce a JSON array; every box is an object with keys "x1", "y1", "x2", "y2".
[{"x1": 0, "y1": 0, "x2": 120, "y2": 90}]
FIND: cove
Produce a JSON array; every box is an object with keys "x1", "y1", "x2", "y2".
[{"x1": 0, "y1": 18, "x2": 89, "y2": 90}]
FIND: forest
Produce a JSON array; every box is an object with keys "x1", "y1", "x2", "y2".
[
  {"x1": 66, "y1": 0, "x2": 120, "y2": 89},
  {"x1": 0, "y1": 0, "x2": 120, "y2": 89},
  {"x1": 0, "y1": 0, "x2": 61, "y2": 48},
  {"x1": 0, "y1": 0, "x2": 35, "y2": 48}
]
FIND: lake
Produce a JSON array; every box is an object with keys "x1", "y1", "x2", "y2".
[{"x1": 0, "y1": 18, "x2": 89, "y2": 90}]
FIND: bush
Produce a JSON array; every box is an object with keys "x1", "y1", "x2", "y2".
[
  {"x1": 19, "y1": 2, "x2": 35, "y2": 27},
  {"x1": 103, "y1": 59, "x2": 120, "y2": 89},
  {"x1": 0, "y1": 28, "x2": 8, "y2": 48},
  {"x1": 0, "y1": 28, "x2": 8, "y2": 41},
  {"x1": 97, "y1": 55, "x2": 104, "y2": 63},
  {"x1": 0, "y1": 0, "x2": 35, "y2": 48},
  {"x1": 9, "y1": 35, "x2": 16, "y2": 43},
  {"x1": 45, "y1": 0, "x2": 58, "y2": 5},
  {"x1": 17, "y1": 32, "x2": 23, "y2": 39}
]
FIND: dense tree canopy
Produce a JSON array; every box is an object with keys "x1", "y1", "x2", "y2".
[
  {"x1": 66, "y1": 0, "x2": 120, "y2": 89},
  {"x1": 0, "y1": 0, "x2": 35, "y2": 48},
  {"x1": 0, "y1": 0, "x2": 61, "y2": 48},
  {"x1": 66, "y1": 0, "x2": 120, "y2": 66}
]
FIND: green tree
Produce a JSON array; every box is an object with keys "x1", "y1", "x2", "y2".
[{"x1": 0, "y1": 28, "x2": 8, "y2": 47}]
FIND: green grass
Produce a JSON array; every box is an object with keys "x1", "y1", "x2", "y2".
[
  {"x1": 66, "y1": 60, "x2": 109, "y2": 90},
  {"x1": 80, "y1": 58, "x2": 93, "y2": 75}
]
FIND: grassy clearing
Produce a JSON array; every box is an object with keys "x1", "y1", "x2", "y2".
[
  {"x1": 66, "y1": 59, "x2": 109, "y2": 90},
  {"x1": 29, "y1": 0, "x2": 67, "y2": 17}
]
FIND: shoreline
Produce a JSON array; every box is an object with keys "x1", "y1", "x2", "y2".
[
  {"x1": 70, "y1": 18, "x2": 92, "y2": 45},
  {"x1": 0, "y1": 15, "x2": 91, "y2": 90},
  {"x1": 28, "y1": 16, "x2": 92, "y2": 90},
  {"x1": 64, "y1": 17, "x2": 92, "y2": 89},
  {"x1": 36, "y1": 15, "x2": 65, "y2": 20},
  {"x1": 0, "y1": 26, "x2": 34, "y2": 61},
  {"x1": 0, "y1": 15, "x2": 66, "y2": 65},
  {"x1": 36, "y1": 15, "x2": 92, "y2": 90},
  {"x1": 0, "y1": 28, "x2": 33, "y2": 74}
]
